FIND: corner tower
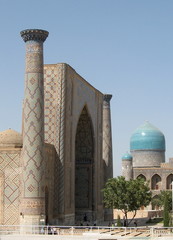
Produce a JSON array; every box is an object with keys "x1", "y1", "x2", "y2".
[
  {"x1": 102, "y1": 94, "x2": 113, "y2": 221},
  {"x1": 20, "y1": 29, "x2": 48, "y2": 225},
  {"x1": 103, "y1": 94, "x2": 113, "y2": 183},
  {"x1": 122, "y1": 152, "x2": 133, "y2": 180}
]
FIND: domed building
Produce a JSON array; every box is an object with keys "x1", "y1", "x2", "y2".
[
  {"x1": 130, "y1": 121, "x2": 165, "y2": 168},
  {"x1": 0, "y1": 129, "x2": 22, "y2": 148},
  {"x1": 122, "y1": 121, "x2": 173, "y2": 215}
]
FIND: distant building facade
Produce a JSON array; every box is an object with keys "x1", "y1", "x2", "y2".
[
  {"x1": 121, "y1": 121, "x2": 173, "y2": 217},
  {"x1": 0, "y1": 29, "x2": 113, "y2": 226}
]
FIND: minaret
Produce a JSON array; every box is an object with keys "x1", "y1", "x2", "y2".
[
  {"x1": 102, "y1": 94, "x2": 113, "y2": 221},
  {"x1": 20, "y1": 29, "x2": 48, "y2": 225},
  {"x1": 122, "y1": 152, "x2": 133, "y2": 180},
  {"x1": 103, "y1": 94, "x2": 113, "y2": 183}
]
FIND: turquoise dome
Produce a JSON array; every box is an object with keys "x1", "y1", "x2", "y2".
[
  {"x1": 122, "y1": 152, "x2": 132, "y2": 160},
  {"x1": 130, "y1": 121, "x2": 165, "y2": 151}
]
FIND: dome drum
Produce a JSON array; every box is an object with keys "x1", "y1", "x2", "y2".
[{"x1": 131, "y1": 150, "x2": 165, "y2": 168}]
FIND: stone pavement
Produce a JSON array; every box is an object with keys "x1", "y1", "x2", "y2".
[{"x1": 0, "y1": 235, "x2": 173, "y2": 240}]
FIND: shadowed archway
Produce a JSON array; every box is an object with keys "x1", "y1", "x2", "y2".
[
  {"x1": 166, "y1": 174, "x2": 173, "y2": 189},
  {"x1": 75, "y1": 106, "x2": 94, "y2": 222},
  {"x1": 151, "y1": 174, "x2": 161, "y2": 190},
  {"x1": 137, "y1": 174, "x2": 146, "y2": 181}
]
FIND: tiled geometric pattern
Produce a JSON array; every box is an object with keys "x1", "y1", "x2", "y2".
[
  {"x1": 56, "y1": 66, "x2": 66, "y2": 215},
  {"x1": 24, "y1": 61, "x2": 108, "y2": 223},
  {"x1": 44, "y1": 65, "x2": 59, "y2": 144},
  {"x1": 0, "y1": 152, "x2": 21, "y2": 225},
  {"x1": 21, "y1": 32, "x2": 48, "y2": 218},
  {"x1": 75, "y1": 107, "x2": 94, "y2": 210},
  {"x1": 0, "y1": 175, "x2": 3, "y2": 224},
  {"x1": 22, "y1": 40, "x2": 45, "y2": 200},
  {"x1": 102, "y1": 94, "x2": 113, "y2": 182},
  {"x1": 44, "y1": 144, "x2": 56, "y2": 220},
  {"x1": 102, "y1": 94, "x2": 113, "y2": 220},
  {"x1": 75, "y1": 106, "x2": 94, "y2": 163},
  {"x1": 20, "y1": 198, "x2": 44, "y2": 215},
  {"x1": 44, "y1": 64, "x2": 66, "y2": 215},
  {"x1": 25, "y1": 42, "x2": 43, "y2": 73},
  {"x1": 61, "y1": 65, "x2": 107, "y2": 222}
]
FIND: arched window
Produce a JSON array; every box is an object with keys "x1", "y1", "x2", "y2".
[
  {"x1": 166, "y1": 174, "x2": 173, "y2": 189},
  {"x1": 137, "y1": 174, "x2": 146, "y2": 181},
  {"x1": 151, "y1": 174, "x2": 161, "y2": 190}
]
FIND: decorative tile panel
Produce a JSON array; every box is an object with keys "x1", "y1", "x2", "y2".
[
  {"x1": 0, "y1": 152, "x2": 21, "y2": 225},
  {"x1": 44, "y1": 64, "x2": 66, "y2": 216},
  {"x1": 103, "y1": 94, "x2": 113, "y2": 182}
]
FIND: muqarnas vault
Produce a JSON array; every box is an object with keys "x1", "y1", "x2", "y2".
[{"x1": 0, "y1": 29, "x2": 113, "y2": 226}]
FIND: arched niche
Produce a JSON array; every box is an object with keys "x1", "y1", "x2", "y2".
[
  {"x1": 151, "y1": 174, "x2": 161, "y2": 190},
  {"x1": 137, "y1": 174, "x2": 146, "y2": 181},
  {"x1": 75, "y1": 106, "x2": 94, "y2": 221},
  {"x1": 166, "y1": 174, "x2": 173, "y2": 189}
]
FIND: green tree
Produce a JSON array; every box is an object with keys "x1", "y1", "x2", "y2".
[
  {"x1": 151, "y1": 191, "x2": 172, "y2": 226},
  {"x1": 163, "y1": 193, "x2": 170, "y2": 227},
  {"x1": 117, "y1": 215, "x2": 122, "y2": 227},
  {"x1": 151, "y1": 191, "x2": 172, "y2": 211},
  {"x1": 102, "y1": 176, "x2": 152, "y2": 226}
]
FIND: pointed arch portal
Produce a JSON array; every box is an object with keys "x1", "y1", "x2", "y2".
[{"x1": 75, "y1": 106, "x2": 94, "y2": 221}]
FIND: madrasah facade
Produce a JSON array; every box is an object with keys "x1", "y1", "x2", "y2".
[
  {"x1": 0, "y1": 29, "x2": 113, "y2": 226},
  {"x1": 120, "y1": 121, "x2": 173, "y2": 219}
]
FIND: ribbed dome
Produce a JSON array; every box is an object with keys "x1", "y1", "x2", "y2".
[
  {"x1": 122, "y1": 152, "x2": 132, "y2": 160},
  {"x1": 130, "y1": 121, "x2": 165, "y2": 151},
  {"x1": 0, "y1": 129, "x2": 22, "y2": 148}
]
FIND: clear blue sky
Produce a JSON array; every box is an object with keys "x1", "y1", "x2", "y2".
[{"x1": 0, "y1": 0, "x2": 173, "y2": 176}]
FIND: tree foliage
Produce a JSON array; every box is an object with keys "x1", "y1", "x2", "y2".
[
  {"x1": 151, "y1": 191, "x2": 172, "y2": 211},
  {"x1": 102, "y1": 176, "x2": 152, "y2": 226},
  {"x1": 151, "y1": 190, "x2": 172, "y2": 227},
  {"x1": 117, "y1": 215, "x2": 122, "y2": 227},
  {"x1": 163, "y1": 193, "x2": 170, "y2": 227}
]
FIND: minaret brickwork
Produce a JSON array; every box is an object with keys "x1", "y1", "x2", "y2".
[
  {"x1": 122, "y1": 159, "x2": 133, "y2": 180},
  {"x1": 103, "y1": 94, "x2": 113, "y2": 221},
  {"x1": 20, "y1": 29, "x2": 48, "y2": 225},
  {"x1": 103, "y1": 94, "x2": 113, "y2": 182}
]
